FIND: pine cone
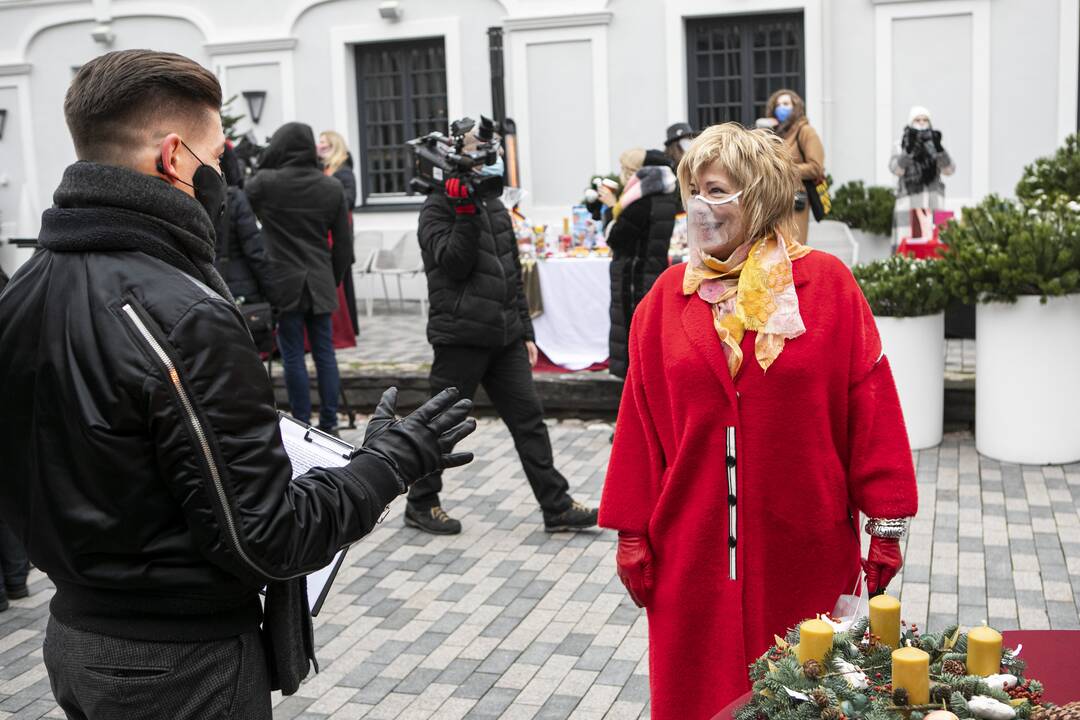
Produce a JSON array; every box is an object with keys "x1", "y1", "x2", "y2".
[
  {"x1": 822, "y1": 707, "x2": 843, "y2": 720},
  {"x1": 892, "y1": 688, "x2": 910, "y2": 706},
  {"x1": 942, "y1": 659, "x2": 967, "y2": 676},
  {"x1": 811, "y1": 689, "x2": 830, "y2": 709},
  {"x1": 1040, "y1": 702, "x2": 1080, "y2": 720},
  {"x1": 803, "y1": 659, "x2": 823, "y2": 680},
  {"x1": 930, "y1": 685, "x2": 953, "y2": 704}
]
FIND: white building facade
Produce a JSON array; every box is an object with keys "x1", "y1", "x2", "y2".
[{"x1": 0, "y1": 0, "x2": 1076, "y2": 245}]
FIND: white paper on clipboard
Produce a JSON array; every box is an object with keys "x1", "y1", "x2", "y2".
[{"x1": 278, "y1": 413, "x2": 355, "y2": 616}]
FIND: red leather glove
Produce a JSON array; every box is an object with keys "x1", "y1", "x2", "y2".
[
  {"x1": 616, "y1": 532, "x2": 654, "y2": 608},
  {"x1": 862, "y1": 536, "x2": 903, "y2": 594},
  {"x1": 444, "y1": 177, "x2": 476, "y2": 215}
]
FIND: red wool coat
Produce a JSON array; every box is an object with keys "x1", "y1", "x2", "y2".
[{"x1": 599, "y1": 250, "x2": 918, "y2": 720}]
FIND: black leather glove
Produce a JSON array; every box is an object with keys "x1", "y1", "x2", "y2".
[
  {"x1": 902, "y1": 127, "x2": 918, "y2": 153},
  {"x1": 931, "y1": 130, "x2": 943, "y2": 153},
  {"x1": 360, "y1": 387, "x2": 476, "y2": 491}
]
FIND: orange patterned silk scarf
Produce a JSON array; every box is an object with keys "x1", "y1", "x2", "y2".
[{"x1": 682, "y1": 234, "x2": 812, "y2": 377}]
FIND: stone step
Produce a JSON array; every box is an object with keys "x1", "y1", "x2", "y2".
[{"x1": 272, "y1": 365, "x2": 975, "y2": 429}]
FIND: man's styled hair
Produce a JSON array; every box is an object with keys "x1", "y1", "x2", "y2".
[{"x1": 64, "y1": 49, "x2": 222, "y2": 163}]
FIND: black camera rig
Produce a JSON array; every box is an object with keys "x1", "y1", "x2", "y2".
[{"x1": 406, "y1": 116, "x2": 504, "y2": 200}]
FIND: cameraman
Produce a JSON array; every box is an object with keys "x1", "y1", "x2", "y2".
[
  {"x1": 889, "y1": 105, "x2": 955, "y2": 246},
  {"x1": 410, "y1": 125, "x2": 598, "y2": 535}
]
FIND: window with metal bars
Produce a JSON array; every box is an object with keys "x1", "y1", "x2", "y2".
[
  {"x1": 686, "y1": 13, "x2": 805, "y2": 130},
  {"x1": 355, "y1": 37, "x2": 448, "y2": 203}
]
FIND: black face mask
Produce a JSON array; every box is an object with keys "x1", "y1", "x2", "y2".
[{"x1": 175, "y1": 139, "x2": 226, "y2": 226}]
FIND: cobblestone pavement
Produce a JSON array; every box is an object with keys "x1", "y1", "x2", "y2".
[{"x1": 1, "y1": 415, "x2": 1078, "y2": 719}]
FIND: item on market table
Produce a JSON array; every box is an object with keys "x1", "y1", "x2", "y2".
[
  {"x1": 870, "y1": 593, "x2": 902, "y2": 648},
  {"x1": 967, "y1": 624, "x2": 1004, "y2": 677},
  {"x1": 735, "y1": 611, "x2": 1045, "y2": 720},
  {"x1": 924, "y1": 711, "x2": 960, "y2": 720},
  {"x1": 1032, "y1": 702, "x2": 1080, "y2": 720},
  {"x1": 893, "y1": 646, "x2": 930, "y2": 704},
  {"x1": 532, "y1": 224, "x2": 548, "y2": 256},
  {"x1": 795, "y1": 619, "x2": 833, "y2": 664},
  {"x1": 559, "y1": 217, "x2": 572, "y2": 254},
  {"x1": 985, "y1": 674, "x2": 1019, "y2": 691}
]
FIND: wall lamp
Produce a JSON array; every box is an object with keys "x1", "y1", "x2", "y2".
[{"x1": 242, "y1": 91, "x2": 267, "y2": 126}]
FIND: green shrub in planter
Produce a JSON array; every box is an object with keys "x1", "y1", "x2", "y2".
[
  {"x1": 853, "y1": 254, "x2": 950, "y2": 317},
  {"x1": 1016, "y1": 132, "x2": 1080, "y2": 206},
  {"x1": 828, "y1": 181, "x2": 896, "y2": 236},
  {"x1": 938, "y1": 194, "x2": 1080, "y2": 304}
]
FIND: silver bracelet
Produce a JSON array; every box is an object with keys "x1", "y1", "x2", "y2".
[{"x1": 864, "y1": 517, "x2": 909, "y2": 539}]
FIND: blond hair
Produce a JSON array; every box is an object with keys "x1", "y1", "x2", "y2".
[
  {"x1": 319, "y1": 130, "x2": 350, "y2": 175},
  {"x1": 618, "y1": 148, "x2": 645, "y2": 186},
  {"x1": 676, "y1": 122, "x2": 800, "y2": 243}
]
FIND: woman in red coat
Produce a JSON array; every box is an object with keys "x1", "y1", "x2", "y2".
[{"x1": 598, "y1": 123, "x2": 918, "y2": 719}]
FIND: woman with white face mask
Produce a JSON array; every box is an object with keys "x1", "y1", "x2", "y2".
[
  {"x1": 889, "y1": 105, "x2": 955, "y2": 247},
  {"x1": 598, "y1": 123, "x2": 917, "y2": 720}
]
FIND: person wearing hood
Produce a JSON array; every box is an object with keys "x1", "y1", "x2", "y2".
[
  {"x1": 247, "y1": 122, "x2": 353, "y2": 434},
  {"x1": 213, "y1": 144, "x2": 278, "y2": 350},
  {"x1": 761, "y1": 89, "x2": 824, "y2": 245},
  {"x1": 603, "y1": 148, "x2": 679, "y2": 379},
  {"x1": 889, "y1": 105, "x2": 955, "y2": 246},
  {"x1": 0, "y1": 50, "x2": 476, "y2": 718}
]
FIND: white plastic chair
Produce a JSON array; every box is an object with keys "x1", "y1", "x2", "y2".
[
  {"x1": 370, "y1": 230, "x2": 426, "y2": 315},
  {"x1": 352, "y1": 230, "x2": 382, "y2": 317},
  {"x1": 810, "y1": 220, "x2": 859, "y2": 267}
]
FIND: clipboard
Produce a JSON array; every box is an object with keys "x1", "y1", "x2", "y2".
[{"x1": 278, "y1": 413, "x2": 356, "y2": 617}]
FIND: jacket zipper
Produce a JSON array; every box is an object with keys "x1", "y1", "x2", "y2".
[{"x1": 121, "y1": 303, "x2": 293, "y2": 582}]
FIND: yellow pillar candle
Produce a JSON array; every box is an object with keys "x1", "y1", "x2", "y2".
[
  {"x1": 869, "y1": 594, "x2": 902, "y2": 648},
  {"x1": 796, "y1": 619, "x2": 834, "y2": 665},
  {"x1": 966, "y1": 624, "x2": 1003, "y2": 677},
  {"x1": 892, "y1": 646, "x2": 930, "y2": 704}
]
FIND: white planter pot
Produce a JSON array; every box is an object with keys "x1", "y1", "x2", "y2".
[
  {"x1": 875, "y1": 312, "x2": 945, "y2": 450},
  {"x1": 850, "y1": 229, "x2": 893, "y2": 265},
  {"x1": 976, "y1": 295, "x2": 1080, "y2": 464}
]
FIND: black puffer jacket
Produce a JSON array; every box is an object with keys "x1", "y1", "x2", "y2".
[
  {"x1": 214, "y1": 186, "x2": 276, "y2": 304},
  {"x1": 0, "y1": 162, "x2": 401, "y2": 642},
  {"x1": 246, "y1": 123, "x2": 352, "y2": 315},
  {"x1": 420, "y1": 190, "x2": 534, "y2": 348},
  {"x1": 607, "y1": 170, "x2": 679, "y2": 378}
]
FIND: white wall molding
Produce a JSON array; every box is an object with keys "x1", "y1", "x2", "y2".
[
  {"x1": 0, "y1": 63, "x2": 32, "y2": 76},
  {"x1": 213, "y1": 50, "x2": 297, "y2": 131},
  {"x1": 8, "y1": 2, "x2": 215, "y2": 62},
  {"x1": 503, "y1": 11, "x2": 613, "y2": 32},
  {"x1": 205, "y1": 38, "x2": 298, "y2": 56},
  {"x1": 874, "y1": 0, "x2": 990, "y2": 203},
  {"x1": 328, "y1": 17, "x2": 465, "y2": 204},
  {"x1": 0, "y1": 74, "x2": 41, "y2": 236},
  {"x1": 1057, "y1": 0, "x2": 1079, "y2": 142},
  {"x1": 664, "y1": 0, "x2": 825, "y2": 143},
  {"x1": 505, "y1": 22, "x2": 610, "y2": 201}
]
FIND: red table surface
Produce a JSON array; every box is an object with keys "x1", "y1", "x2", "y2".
[{"x1": 710, "y1": 631, "x2": 1080, "y2": 720}]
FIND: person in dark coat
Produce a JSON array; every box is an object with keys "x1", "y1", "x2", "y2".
[
  {"x1": 214, "y1": 145, "x2": 275, "y2": 305},
  {"x1": 0, "y1": 49, "x2": 475, "y2": 719},
  {"x1": 318, "y1": 130, "x2": 359, "y2": 337},
  {"x1": 605, "y1": 150, "x2": 679, "y2": 379},
  {"x1": 247, "y1": 122, "x2": 352, "y2": 432},
  {"x1": 409, "y1": 130, "x2": 599, "y2": 535}
]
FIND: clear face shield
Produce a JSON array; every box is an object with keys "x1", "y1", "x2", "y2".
[{"x1": 687, "y1": 191, "x2": 745, "y2": 269}]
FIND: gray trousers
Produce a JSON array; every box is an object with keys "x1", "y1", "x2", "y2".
[{"x1": 44, "y1": 617, "x2": 272, "y2": 720}]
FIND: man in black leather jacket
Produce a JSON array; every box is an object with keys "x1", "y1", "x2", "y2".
[
  {"x1": 409, "y1": 149, "x2": 599, "y2": 536},
  {"x1": 0, "y1": 50, "x2": 475, "y2": 719}
]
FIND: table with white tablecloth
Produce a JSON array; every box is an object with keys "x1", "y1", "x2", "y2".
[{"x1": 530, "y1": 257, "x2": 611, "y2": 371}]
